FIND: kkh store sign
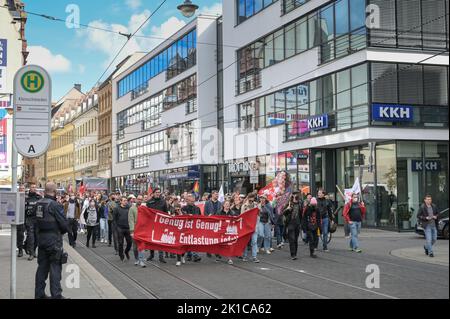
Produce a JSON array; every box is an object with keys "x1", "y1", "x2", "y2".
[{"x1": 291, "y1": 114, "x2": 329, "y2": 134}]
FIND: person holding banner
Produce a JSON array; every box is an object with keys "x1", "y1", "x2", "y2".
[
  {"x1": 181, "y1": 194, "x2": 202, "y2": 262},
  {"x1": 146, "y1": 188, "x2": 168, "y2": 263},
  {"x1": 343, "y1": 193, "x2": 366, "y2": 253}
]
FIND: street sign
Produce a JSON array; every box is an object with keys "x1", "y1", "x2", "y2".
[
  {"x1": 13, "y1": 65, "x2": 51, "y2": 158},
  {"x1": 0, "y1": 192, "x2": 25, "y2": 225},
  {"x1": 250, "y1": 170, "x2": 259, "y2": 184}
]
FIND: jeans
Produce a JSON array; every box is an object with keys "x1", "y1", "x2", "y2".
[
  {"x1": 274, "y1": 224, "x2": 285, "y2": 246},
  {"x1": 424, "y1": 224, "x2": 438, "y2": 254},
  {"x1": 349, "y1": 221, "x2": 362, "y2": 250},
  {"x1": 321, "y1": 217, "x2": 329, "y2": 250},
  {"x1": 243, "y1": 231, "x2": 258, "y2": 259},
  {"x1": 344, "y1": 221, "x2": 350, "y2": 237},
  {"x1": 133, "y1": 239, "x2": 145, "y2": 262},
  {"x1": 100, "y1": 218, "x2": 108, "y2": 241},
  {"x1": 287, "y1": 225, "x2": 300, "y2": 257},
  {"x1": 257, "y1": 222, "x2": 272, "y2": 251}
]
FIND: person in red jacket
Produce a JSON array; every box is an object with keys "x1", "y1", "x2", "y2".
[{"x1": 343, "y1": 193, "x2": 366, "y2": 253}]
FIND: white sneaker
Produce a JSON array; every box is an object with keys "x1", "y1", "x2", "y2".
[
  {"x1": 227, "y1": 259, "x2": 234, "y2": 265},
  {"x1": 269, "y1": 248, "x2": 275, "y2": 252},
  {"x1": 260, "y1": 248, "x2": 265, "y2": 253},
  {"x1": 176, "y1": 261, "x2": 181, "y2": 267},
  {"x1": 265, "y1": 250, "x2": 271, "y2": 255},
  {"x1": 139, "y1": 261, "x2": 146, "y2": 268},
  {"x1": 134, "y1": 261, "x2": 139, "y2": 266},
  {"x1": 181, "y1": 257, "x2": 186, "y2": 264}
]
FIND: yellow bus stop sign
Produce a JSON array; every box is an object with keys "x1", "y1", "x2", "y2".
[{"x1": 20, "y1": 70, "x2": 44, "y2": 93}]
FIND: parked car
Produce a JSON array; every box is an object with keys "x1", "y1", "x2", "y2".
[{"x1": 415, "y1": 208, "x2": 449, "y2": 239}]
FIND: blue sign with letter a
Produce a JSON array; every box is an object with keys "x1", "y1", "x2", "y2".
[{"x1": 372, "y1": 104, "x2": 413, "y2": 122}]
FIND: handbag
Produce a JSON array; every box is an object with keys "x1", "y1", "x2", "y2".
[{"x1": 329, "y1": 219, "x2": 338, "y2": 233}]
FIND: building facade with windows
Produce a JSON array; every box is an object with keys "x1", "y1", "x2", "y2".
[
  {"x1": 223, "y1": 0, "x2": 449, "y2": 230},
  {"x1": 47, "y1": 85, "x2": 86, "y2": 189},
  {"x1": 73, "y1": 89, "x2": 99, "y2": 183},
  {"x1": 112, "y1": 15, "x2": 222, "y2": 195}
]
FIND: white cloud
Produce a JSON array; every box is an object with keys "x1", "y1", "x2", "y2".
[
  {"x1": 126, "y1": 0, "x2": 141, "y2": 10},
  {"x1": 150, "y1": 16, "x2": 186, "y2": 44},
  {"x1": 27, "y1": 46, "x2": 72, "y2": 73},
  {"x1": 78, "y1": 11, "x2": 186, "y2": 72},
  {"x1": 200, "y1": 2, "x2": 222, "y2": 16}
]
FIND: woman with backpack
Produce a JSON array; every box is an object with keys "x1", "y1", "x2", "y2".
[{"x1": 84, "y1": 199, "x2": 100, "y2": 248}]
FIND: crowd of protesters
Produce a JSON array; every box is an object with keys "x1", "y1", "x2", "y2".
[{"x1": 16, "y1": 184, "x2": 390, "y2": 267}]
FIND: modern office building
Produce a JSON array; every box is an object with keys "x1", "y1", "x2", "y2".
[
  {"x1": 222, "y1": 0, "x2": 449, "y2": 230},
  {"x1": 112, "y1": 15, "x2": 223, "y2": 195}
]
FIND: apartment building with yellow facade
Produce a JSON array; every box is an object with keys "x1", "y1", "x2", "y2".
[{"x1": 46, "y1": 84, "x2": 85, "y2": 189}]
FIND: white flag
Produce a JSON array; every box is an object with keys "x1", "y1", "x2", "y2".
[
  {"x1": 351, "y1": 177, "x2": 362, "y2": 195},
  {"x1": 218, "y1": 184, "x2": 225, "y2": 203}
]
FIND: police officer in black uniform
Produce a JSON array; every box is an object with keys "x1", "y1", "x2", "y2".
[
  {"x1": 34, "y1": 182, "x2": 69, "y2": 299},
  {"x1": 24, "y1": 183, "x2": 42, "y2": 261}
]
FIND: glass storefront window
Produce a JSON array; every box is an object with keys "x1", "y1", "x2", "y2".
[
  {"x1": 376, "y1": 143, "x2": 397, "y2": 228},
  {"x1": 397, "y1": 141, "x2": 423, "y2": 230},
  {"x1": 425, "y1": 142, "x2": 449, "y2": 212}
]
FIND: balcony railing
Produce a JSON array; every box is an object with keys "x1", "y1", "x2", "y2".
[{"x1": 236, "y1": 71, "x2": 262, "y2": 95}]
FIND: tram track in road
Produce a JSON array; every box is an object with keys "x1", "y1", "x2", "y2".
[
  {"x1": 76, "y1": 240, "x2": 221, "y2": 299},
  {"x1": 258, "y1": 260, "x2": 399, "y2": 299},
  {"x1": 225, "y1": 262, "x2": 330, "y2": 299},
  {"x1": 146, "y1": 260, "x2": 222, "y2": 299},
  {"x1": 76, "y1": 241, "x2": 161, "y2": 299}
]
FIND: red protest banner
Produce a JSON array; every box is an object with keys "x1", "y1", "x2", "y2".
[{"x1": 134, "y1": 207, "x2": 259, "y2": 257}]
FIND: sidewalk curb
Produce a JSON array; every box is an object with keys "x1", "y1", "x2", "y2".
[
  {"x1": 390, "y1": 246, "x2": 449, "y2": 267},
  {"x1": 64, "y1": 243, "x2": 126, "y2": 299}
]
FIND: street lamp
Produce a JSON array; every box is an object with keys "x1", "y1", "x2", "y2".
[{"x1": 177, "y1": 0, "x2": 199, "y2": 18}]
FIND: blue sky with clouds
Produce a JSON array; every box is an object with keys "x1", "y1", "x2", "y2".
[{"x1": 25, "y1": 0, "x2": 222, "y2": 101}]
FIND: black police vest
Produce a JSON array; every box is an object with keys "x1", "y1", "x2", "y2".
[
  {"x1": 35, "y1": 198, "x2": 60, "y2": 234},
  {"x1": 26, "y1": 194, "x2": 42, "y2": 217}
]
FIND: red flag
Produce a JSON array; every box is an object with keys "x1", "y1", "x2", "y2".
[
  {"x1": 148, "y1": 185, "x2": 153, "y2": 195},
  {"x1": 134, "y1": 207, "x2": 259, "y2": 257}
]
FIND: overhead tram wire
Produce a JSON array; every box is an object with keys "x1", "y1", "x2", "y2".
[
  {"x1": 10, "y1": 5, "x2": 448, "y2": 136},
  {"x1": 93, "y1": 0, "x2": 168, "y2": 87},
  {"x1": 0, "y1": 5, "x2": 240, "y2": 49},
  {"x1": 45, "y1": 47, "x2": 449, "y2": 145}
]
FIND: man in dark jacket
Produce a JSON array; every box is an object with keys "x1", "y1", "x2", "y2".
[
  {"x1": 35, "y1": 182, "x2": 69, "y2": 299},
  {"x1": 24, "y1": 183, "x2": 42, "y2": 260},
  {"x1": 204, "y1": 190, "x2": 223, "y2": 216},
  {"x1": 316, "y1": 189, "x2": 333, "y2": 252},
  {"x1": 417, "y1": 195, "x2": 440, "y2": 257},
  {"x1": 181, "y1": 194, "x2": 201, "y2": 262},
  {"x1": 146, "y1": 188, "x2": 167, "y2": 263},
  {"x1": 113, "y1": 197, "x2": 132, "y2": 262}
]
